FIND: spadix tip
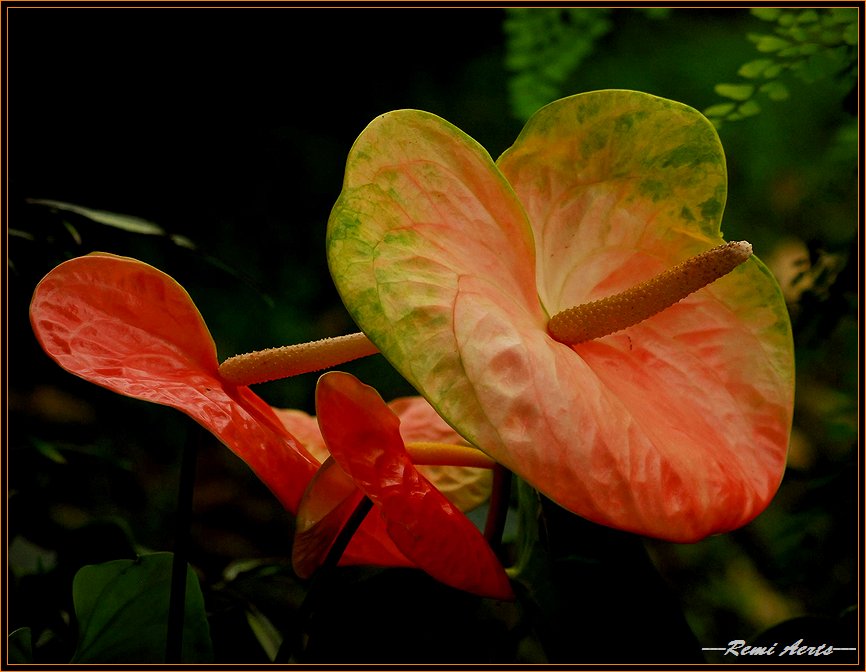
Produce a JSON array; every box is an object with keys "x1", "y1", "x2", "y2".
[
  {"x1": 548, "y1": 239, "x2": 757, "y2": 346},
  {"x1": 728, "y1": 240, "x2": 753, "y2": 260}
]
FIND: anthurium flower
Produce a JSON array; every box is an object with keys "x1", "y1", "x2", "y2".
[
  {"x1": 29, "y1": 253, "x2": 498, "y2": 578},
  {"x1": 326, "y1": 90, "x2": 795, "y2": 542},
  {"x1": 29, "y1": 253, "x2": 320, "y2": 512},
  {"x1": 294, "y1": 371, "x2": 513, "y2": 600},
  {"x1": 288, "y1": 390, "x2": 494, "y2": 577}
]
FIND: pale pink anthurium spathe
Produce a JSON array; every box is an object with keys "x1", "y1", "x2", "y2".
[
  {"x1": 28, "y1": 253, "x2": 504, "y2": 594},
  {"x1": 326, "y1": 89, "x2": 796, "y2": 542}
]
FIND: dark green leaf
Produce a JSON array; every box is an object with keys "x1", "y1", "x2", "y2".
[
  {"x1": 763, "y1": 63, "x2": 784, "y2": 77},
  {"x1": 26, "y1": 199, "x2": 197, "y2": 248},
  {"x1": 27, "y1": 199, "x2": 166, "y2": 236},
  {"x1": 639, "y1": 7, "x2": 670, "y2": 19},
  {"x1": 787, "y1": 26, "x2": 810, "y2": 42},
  {"x1": 9, "y1": 628, "x2": 33, "y2": 663},
  {"x1": 738, "y1": 58, "x2": 774, "y2": 78},
  {"x1": 244, "y1": 604, "x2": 282, "y2": 661},
  {"x1": 715, "y1": 83, "x2": 755, "y2": 101},
  {"x1": 504, "y1": 7, "x2": 613, "y2": 120},
  {"x1": 760, "y1": 81, "x2": 790, "y2": 101},
  {"x1": 703, "y1": 103, "x2": 736, "y2": 118},
  {"x1": 736, "y1": 99, "x2": 762, "y2": 117},
  {"x1": 62, "y1": 221, "x2": 82, "y2": 245},
  {"x1": 750, "y1": 34, "x2": 791, "y2": 52},
  {"x1": 71, "y1": 553, "x2": 212, "y2": 663},
  {"x1": 751, "y1": 7, "x2": 782, "y2": 21},
  {"x1": 778, "y1": 13, "x2": 795, "y2": 28}
]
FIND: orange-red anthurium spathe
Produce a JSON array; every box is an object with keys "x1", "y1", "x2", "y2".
[
  {"x1": 327, "y1": 90, "x2": 796, "y2": 542},
  {"x1": 299, "y1": 372, "x2": 513, "y2": 600},
  {"x1": 29, "y1": 252, "x2": 319, "y2": 513}
]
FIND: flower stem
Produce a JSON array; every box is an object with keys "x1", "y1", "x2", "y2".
[
  {"x1": 484, "y1": 465, "x2": 512, "y2": 558},
  {"x1": 320, "y1": 496, "x2": 375, "y2": 574},
  {"x1": 165, "y1": 426, "x2": 201, "y2": 663},
  {"x1": 219, "y1": 332, "x2": 379, "y2": 386}
]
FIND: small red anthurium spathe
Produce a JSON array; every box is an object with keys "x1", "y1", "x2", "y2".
[{"x1": 294, "y1": 372, "x2": 513, "y2": 600}]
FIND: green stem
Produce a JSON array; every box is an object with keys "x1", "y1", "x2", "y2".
[{"x1": 165, "y1": 427, "x2": 200, "y2": 663}]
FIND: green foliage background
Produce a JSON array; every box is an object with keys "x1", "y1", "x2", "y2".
[{"x1": 7, "y1": 7, "x2": 859, "y2": 664}]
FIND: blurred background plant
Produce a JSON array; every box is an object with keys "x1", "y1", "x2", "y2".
[{"x1": 7, "y1": 6, "x2": 859, "y2": 663}]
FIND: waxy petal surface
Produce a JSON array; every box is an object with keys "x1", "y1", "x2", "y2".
[
  {"x1": 29, "y1": 254, "x2": 319, "y2": 512},
  {"x1": 384, "y1": 396, "x2": 493, "y2": 511},
  {"x1": 282, "y1": 398, "x2": 492, "y2": 514},
  {"x1": 315, "y1": 372, "x2": 513, "y2": 599},
  {"x1": 328, "y1": 110, "x2": 545, "y2": 456},
  {"x1": 293, "y1": 456, "x2": 411, "y2": 578},
  {"x1": 290, "y1": 395, "x2": 491, "y2": 575},
  {"x1": 273, "y1": 408, "x2": 330, "y2": 464},
  {"x1": 327, "y1": 92, "x2": 794, "y2": 541}
]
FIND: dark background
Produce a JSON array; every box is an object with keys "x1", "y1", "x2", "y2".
[{"x1": 6, "y1": 5, "x2": 860, "y2": 664}]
